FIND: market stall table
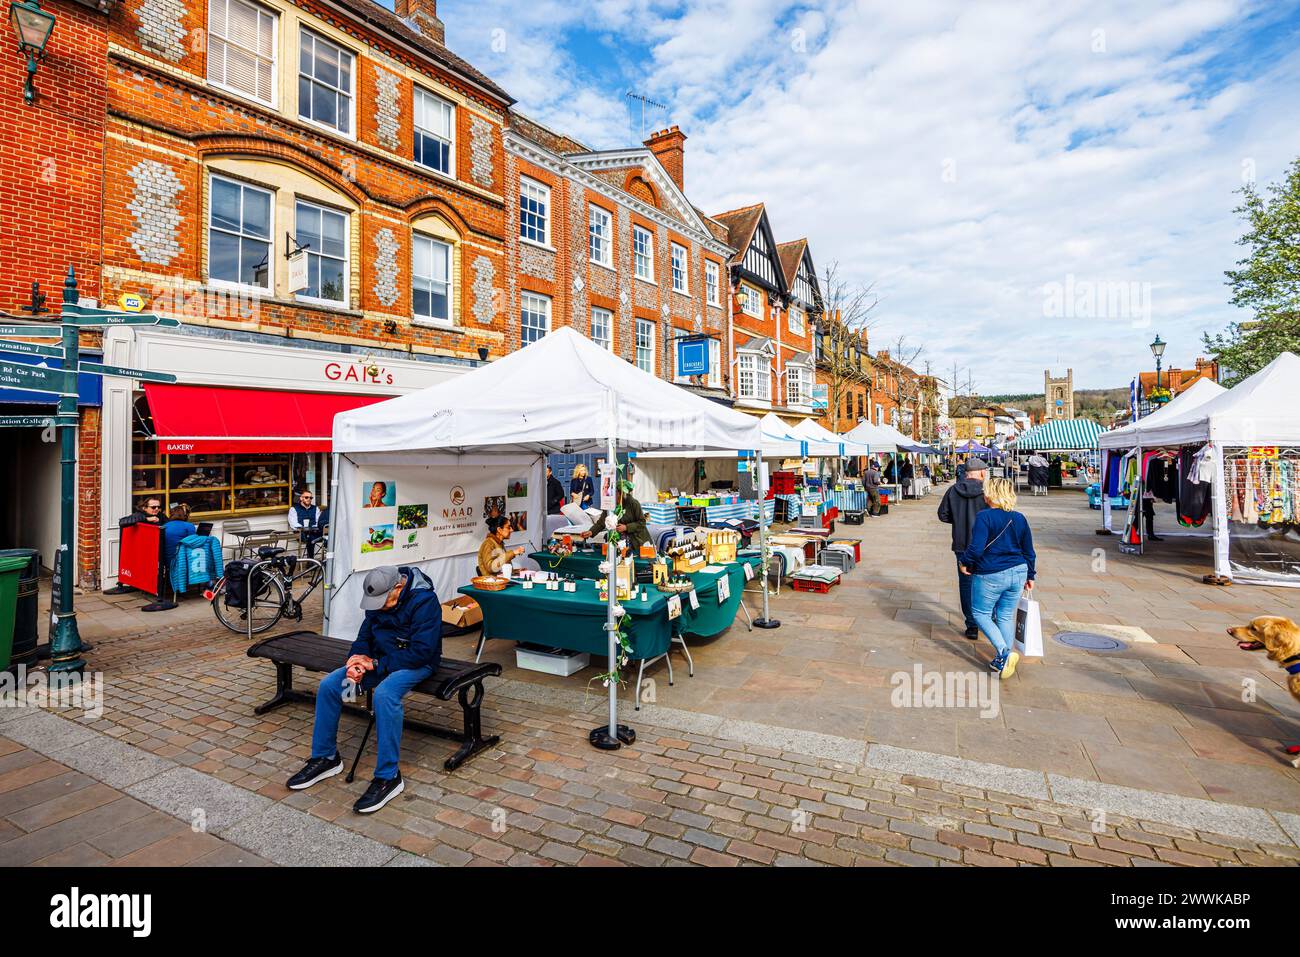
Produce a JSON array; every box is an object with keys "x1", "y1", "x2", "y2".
[{"x1": 528, "y1": 549, "x2": 656, "y2": 580}]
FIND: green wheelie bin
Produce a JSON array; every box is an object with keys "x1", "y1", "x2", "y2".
[{"x1": 0, "y1": 552, "x2": 31, "y2": 671}]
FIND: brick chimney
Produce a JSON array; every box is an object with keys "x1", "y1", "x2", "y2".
[
  {"x1": 644, "y1": 126, "x2": 687, "y2": 191},
  {"x1": 395, "y1": 0, "x2": 445, "y2": 45}
]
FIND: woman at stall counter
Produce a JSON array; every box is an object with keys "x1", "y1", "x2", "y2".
[
  {"x1": 569, "y1": 464, "x2": 595, "y2": 510},
  {"x1": 477, "y1": 515, "x2": 526, "y2": 576},
  {"x1": 579, "y1": 485, "x2": 650, "y2": 554}
]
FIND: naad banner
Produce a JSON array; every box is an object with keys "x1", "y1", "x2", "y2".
[{"x1": 353, "y1": 464, "x2": 529, "y2": 571}]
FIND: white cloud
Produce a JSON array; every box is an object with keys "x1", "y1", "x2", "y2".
[{"x1": 440, "y1": 0, "x2": 1300, "y2": 390}]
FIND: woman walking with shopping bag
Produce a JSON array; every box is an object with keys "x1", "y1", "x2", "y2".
[{"x1": 959, "y1": 477, "x2": 1037, "y2": 679}]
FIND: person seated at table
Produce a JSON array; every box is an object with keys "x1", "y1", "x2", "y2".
[
  {"x1": 286, "y1": 565, "x2": 441, "y2": 813},
  {"x1": 287, "y1": 486, "x2": 327, "y2": 557},
  {"x1": 546, "y1": 465, "x2": 565, "y2": 515},
  {"x1": 161, "y1": 503, "x2": 196, "y2": 567},
  {"x1": 119, "y1": 495, "x2": 164, "y2": 528},
  {"x1": 478, "y1": 515, "x2": 526, "y2": 576},
  {"x1": 579, "y1": 484, "x2": 650, "y2": 553},
  {"x1": 569, "y1": 464, "x2": 595, "y2": 509}
]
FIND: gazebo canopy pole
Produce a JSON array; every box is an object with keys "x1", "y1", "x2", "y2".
[
  {"x1": 591, "y1": 390, "x2": 635, "y2": 750},
  {"x1": 754, "y1": 450, "x2": 779, "y2": 628}
]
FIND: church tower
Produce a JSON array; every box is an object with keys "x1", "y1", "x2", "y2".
[{"x1": 1044, "y1": 369, "x2": 1073, "y2": 419}]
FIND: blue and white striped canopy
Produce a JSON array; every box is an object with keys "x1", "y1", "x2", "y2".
[{"x1": 1015, "y1": 418, "x2": 1103, "y2": 451}]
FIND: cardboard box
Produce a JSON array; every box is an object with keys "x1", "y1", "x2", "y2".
[
  {"x1": 516, "y1": 645, "x2": 589, "y2": 676},
  {"x1": 441, "y1": 595, "x2": 482, "y2": 628}
]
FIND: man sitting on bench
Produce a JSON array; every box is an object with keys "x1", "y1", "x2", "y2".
[{"x1": 286, "y1": 564, "x2": 442, "y2": 813}]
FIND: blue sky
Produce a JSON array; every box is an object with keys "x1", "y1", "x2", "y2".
[{"x1": 419, "y1": 0, "x2": 1300, "y2": 392}]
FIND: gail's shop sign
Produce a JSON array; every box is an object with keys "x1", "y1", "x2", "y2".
[{"x1": 324, "y1": 360, "x2": 393, "y2": 386}]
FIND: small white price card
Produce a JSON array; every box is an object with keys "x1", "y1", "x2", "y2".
[
  {"x1": 687, "y1": 589, "x2": 700, "y2": 611},
  {"x1": 742, "y1": 562, "x2": 754, "y2": 581},
  {"x1": 667, "y1": 595, "x2": 682, "y2": 620},
  {"x1": 716, "y1": 575, "x2": 730, "y2": 604}
]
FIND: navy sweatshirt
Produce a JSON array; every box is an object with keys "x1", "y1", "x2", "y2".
[{"x1": 959, "y1": 509, "x2": 1037, "y2": 580}]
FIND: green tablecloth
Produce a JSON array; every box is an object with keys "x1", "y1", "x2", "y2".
[
  {"x1": 678, "y1": 554, "x2": 759, "y2": 638},
  {"x1": 458, "y1": 580, "x2": 673, "y2": 660}
]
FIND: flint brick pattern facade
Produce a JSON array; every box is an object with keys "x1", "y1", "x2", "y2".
[
  {"x1": 126, "y1": 160, "x2": 184, "y2": 265},
  {"x1": 135, "y1": 0, "x2": 188, "y2": 62},
  {"x1": 373, "y1": 66, "x2": 401, "y2": 151},
  {"x1": 372, "y1": 227, "x2": 400, "y2": 307},
  {"x1": 469, "y1": 115, "x2": 494, "y2": 188}
]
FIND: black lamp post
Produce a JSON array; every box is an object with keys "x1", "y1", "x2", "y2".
[
  {"x1": 1149, "y1": 334, "x2": 1166, "y2": 393},
  {"x1": 9, "y1": 0, "x2": 56, "y2": 104}
]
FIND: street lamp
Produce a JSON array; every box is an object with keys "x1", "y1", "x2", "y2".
[
  {"x1": 1149, "y1": 334, "x2": 1166, "y2": 391},
  {"x1": 9, "y1": 0, "x2": 56, "y2": 105}
]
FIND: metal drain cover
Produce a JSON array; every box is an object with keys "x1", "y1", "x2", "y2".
[{"x1": 1053, "y1": 631, "x2": 1128, "y2": 652}]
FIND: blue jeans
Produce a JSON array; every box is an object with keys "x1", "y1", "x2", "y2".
[
  {"x1": 955, "y1": 557, "x2": 975, "y2": 630},
  {"x1": 970, "y1": 564, "x2": 1028, "y2": 656},
  {"x1": 311, "y1": 663, "x2": 435, "y2": 779}
]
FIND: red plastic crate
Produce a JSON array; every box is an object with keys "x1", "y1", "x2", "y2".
[{"x1": 791, "y1": 575, "x2": 840, "y2": 594}]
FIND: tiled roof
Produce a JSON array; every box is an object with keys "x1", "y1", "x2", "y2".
[
  {"x1": 507, "y1": 112, "x2": 591, "y2": 154},
  {"x1": 776, "y1": 239, "x2": 807, "y2": 286},
  {"x1": 709, "y1": 204, "x2": 764, "y2": 261},
  {"x1": 330, "y1": 0, "x2": 513, "y2": 105}
]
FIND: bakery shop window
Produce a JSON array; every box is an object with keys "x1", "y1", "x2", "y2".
[{"x1": 131, "y1": 395, "x2": 302, "y2": 519}]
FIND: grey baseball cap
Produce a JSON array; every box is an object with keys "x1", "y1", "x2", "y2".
[
  {"x1": 360, "y1": 566, "x2": 402, "y2": 610},
  {"x1": 965, "y1": 457, "x2": 991, "y2": 473}
]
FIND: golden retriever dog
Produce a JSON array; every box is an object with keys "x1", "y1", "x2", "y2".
[{"x1": 1228, "y1": 616, "x2": 1300, "y2": 767}]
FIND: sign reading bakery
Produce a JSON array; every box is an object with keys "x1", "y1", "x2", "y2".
[{"x1": 324, "y1": 360, "x2": 394, "y2": 387}]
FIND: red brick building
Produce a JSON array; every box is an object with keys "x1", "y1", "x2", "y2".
[
  {"x1": 0, "y1": 0, "x2": 113, "y2": 585},
  {"x1": 501, "y1": 117, "x2": 732, "y2": 396}
]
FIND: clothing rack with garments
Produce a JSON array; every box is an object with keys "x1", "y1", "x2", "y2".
[{"x1": 1222, "y1": 448, "x2": 1300, "y2": 527}]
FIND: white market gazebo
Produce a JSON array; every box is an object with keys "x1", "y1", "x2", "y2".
[
  {"x1": 1098, "y1": 354, "x2": 1300, "y2": 586},
  {"x1": 326, "y1": 328, "x2": 765, "y2": 747}
]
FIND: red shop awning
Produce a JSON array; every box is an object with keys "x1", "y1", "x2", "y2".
[{"x1": 143, "y1": 383, "x2": 388, "y2": 454}]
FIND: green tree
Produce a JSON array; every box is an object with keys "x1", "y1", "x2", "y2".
[{"x1": 1203, "y1": 157, "x2": 1300, "y2": 383}]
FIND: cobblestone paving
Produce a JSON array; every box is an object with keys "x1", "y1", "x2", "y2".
[{"x1": 9, "y1": 484, "x2": 1300, "y2": 866}]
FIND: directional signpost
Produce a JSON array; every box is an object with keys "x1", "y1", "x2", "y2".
[{"x1": 0, "y1": 268, "x2": 182, "y2": 673}]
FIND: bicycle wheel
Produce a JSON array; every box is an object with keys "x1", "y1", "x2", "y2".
[{"x1": 212, "y1": 571, "x2": 286, "y2": 636}]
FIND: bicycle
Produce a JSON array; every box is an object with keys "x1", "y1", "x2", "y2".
[{"x1": 208, "y1": 546, "x2": 325, "y2": 636}]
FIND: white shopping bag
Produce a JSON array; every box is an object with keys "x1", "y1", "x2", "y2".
[{"x1": 1014, "y1": 596, "x2": 1044, "y2": 657}]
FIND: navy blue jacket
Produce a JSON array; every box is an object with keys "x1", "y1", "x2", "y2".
[
  {"x1": 349, "y1": 566, "x2": 442, "y2": 682},
  {"x1": 959, "y1": 509, "x2": 1037, "y2": 580}
]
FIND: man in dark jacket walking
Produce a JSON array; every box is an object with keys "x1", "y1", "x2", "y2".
[
  {"x1": 286, "y1": 565, "x2": 442, "y2": 813},
  {"x1": 938, "y1": 458, "x2": 990, "y2": 639}
]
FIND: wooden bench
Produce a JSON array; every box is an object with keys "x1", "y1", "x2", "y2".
[{"x1": 247, "y1": 630, "x2": 501, "y2": 775}]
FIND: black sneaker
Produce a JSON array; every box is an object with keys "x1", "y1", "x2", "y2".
[
  {"x1": 354, "y1": 772, "x2": 404, "y2": 814},
  {"x1": 964, "y1": 626, "x2": 980, "y2": 640},
  {"x1": 286, "y1": 754, "x2": 342, "y2": 790}
]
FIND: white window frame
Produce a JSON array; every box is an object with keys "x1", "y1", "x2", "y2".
[
  {"x1": 786, "y1": 363, "x2": 809, "y2": 407},
  {"x1": 590, "y1": 306, "x2": 613, "y2": 350},
  {"x1": 705, "y1": 261, "x2": 720, "y2": 306},
  {"x1": 708, "y1": 338, "x2": 722, "y2": 388},
  {"x1": 737, "y1": 351, "x2": 771, "y2": 401},
  {"x1": 788, "y1": 304, "x2": 805, "y2": 337},
  {"x1": 520, "y1": 177, "x2": 551, "y2": 247},
  {"x1": 741, "y1": 284, "x2": 761, "y2": 318},
  {"x1": 411, "y1": 233, "x2": 453, "y2": 328},
  {"x1": 206, "y1": 0, "x2": 278, "y2": 107},
  {"x1": 293, "y1": 198, "x2": 349, "y2": 306},
  {"x1": 633, "y1": 225, "x2": 654, "y2": 282},
  {"x1": 207, "y1": 173, "x2": 274, "y2": 293},
  {"x1": 521, "y1": 291, "x2": 551, "y2": 346},
  {"x1": 670, "y1": 242, "x2": 688, "y2": 294},
  {"x1": 298, "y1": 28, "x2": 355, "y2": 137},
  {"x1": 589, "y1": 205, "x2": 612, "y2": 268},
  {"x1": 636, "y1": 319, "x2": 655, "y2": 373},
  {"x1": 413, "y1": 87, "x2": 455, "y2": 177}
]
